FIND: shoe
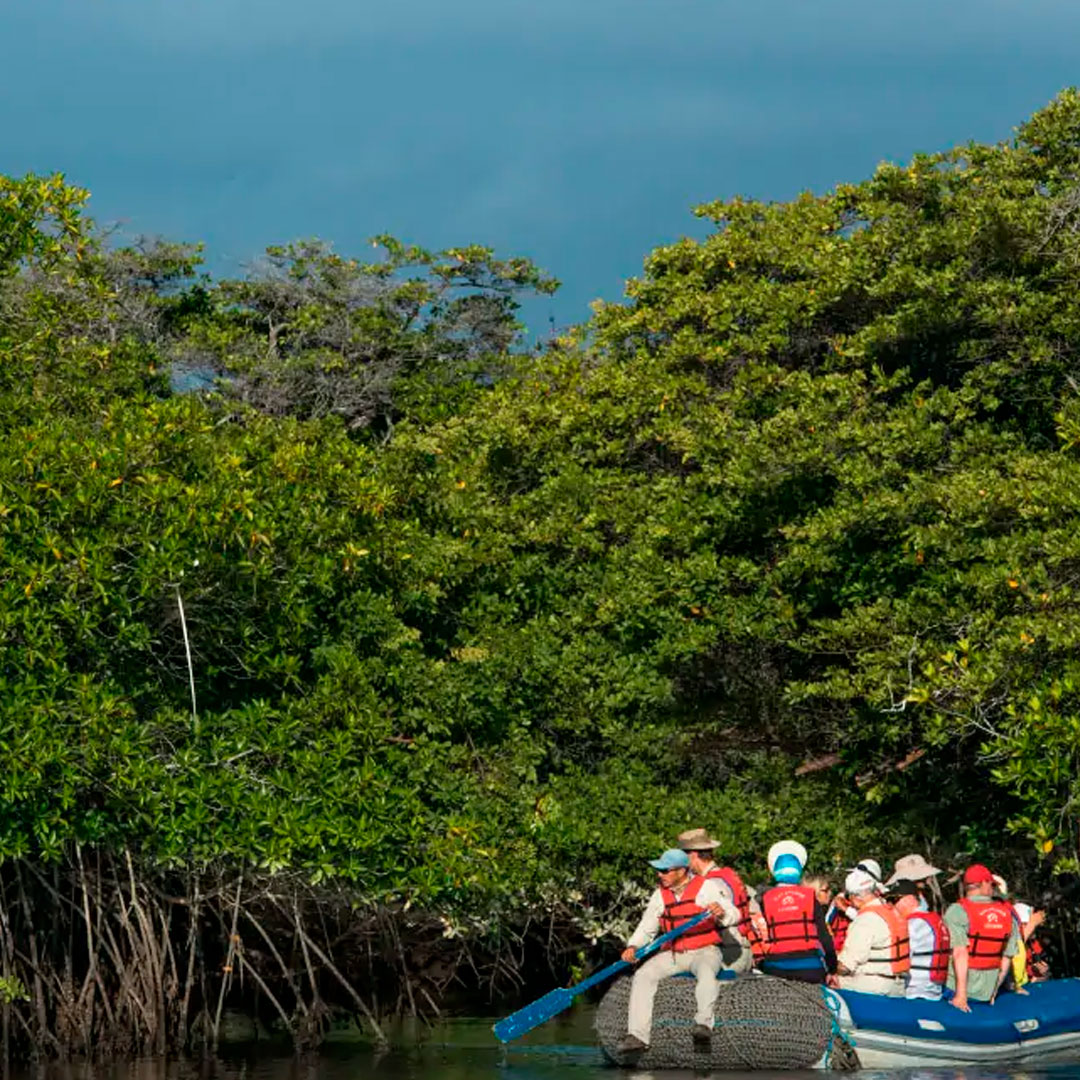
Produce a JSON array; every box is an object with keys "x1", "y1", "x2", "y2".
[
  {"x1": 692, "y1": 1023, "x2": 712, "y2": 1048},
  {"x1": 615, "y1": 1034, "x2": 649, "y2": 1058}
]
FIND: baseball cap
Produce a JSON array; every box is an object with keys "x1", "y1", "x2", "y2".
[
  {"x1": 1013, "y1": 902, "x2": 1033, "y2": 924},
  {"x1": 845, "y1": 869, "x2": 878, "y2": 895},
  {"x1": 846, "y1": 858, "x2": 883, "y2": 882},
  {"x1": 886, "y1": 879, "x2": 920, "y2": 899},
  {"x1": 963, "y1": 863, "x2": 995, "y2": 885},
  {"x1": 649, "y1": 848, "x2": 690, "y2": 871}
]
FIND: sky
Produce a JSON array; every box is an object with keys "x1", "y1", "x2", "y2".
[{"x1": 3, "y1": 0, "x2": 1080, "y2": 335}]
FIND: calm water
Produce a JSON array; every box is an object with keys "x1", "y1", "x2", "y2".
[{"x1": 12, "y1": 1007, "x2": 1080, "y2": 1080}]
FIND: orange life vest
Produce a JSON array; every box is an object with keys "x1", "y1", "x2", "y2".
[
  {"x1": 854, "y1": 902, "x2": 911, "y2": 976},
  {"x1": 960, "y1": 899, "x2": 1013, "y2": 970},
  {"x1": 705, "y1": 866, "x2": 764, "y2": 955},
  {"x1": 909, "y1": 910, "x2": 951, "y2": 985},
  {"x1": 659, "y1": 876, "x2": 723, "y2": 952},
  {"x1": 762, "y1": 885, "x2": 820, "y2": 955}
]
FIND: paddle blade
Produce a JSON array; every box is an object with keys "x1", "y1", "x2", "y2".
[{"x1": 493, "y1": 986, "x2": 576, "y2": 1042}]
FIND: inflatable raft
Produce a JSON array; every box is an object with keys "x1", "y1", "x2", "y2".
[{"x1": 595, "y1": 973, "x2": 1080, "y2": 1069}]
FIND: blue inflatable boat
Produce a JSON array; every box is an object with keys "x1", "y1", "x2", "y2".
[{"x1": 829, "y1": 979, "x2": 1080, "y2": 1068}]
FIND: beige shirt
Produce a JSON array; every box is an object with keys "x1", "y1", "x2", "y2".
[
  {"x1": 628, "y1": 876, "x2": 741, "y2": 948},
  {"x1": 836, "y1": 900, "x2": 905, "y2": 996}
]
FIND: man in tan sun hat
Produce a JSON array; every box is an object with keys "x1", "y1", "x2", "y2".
[
  {"x1": 889, "y1": 855, "x2": 941, "y2": 915},
  {"x1": 886, "y1": 854, "x2": 942, "y2": 888},
  {"x1": 677, "y1": 828, "x2": 754, "y2": 973}
]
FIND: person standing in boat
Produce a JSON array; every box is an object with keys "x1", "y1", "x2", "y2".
[
  {"x1": 616, "y1": 847, "x2": 741, "y2": 1058},
  {"x1": 944, "y1": 864, "x2": 1019, "y2": 1012},
  {"x1": 757, "y1": 840, "x2": 837, "y2": 984},
  {"x1": 830, "y1": 868, "x2": 910, "y2": 996},
  {"x1": 677, "y1": 827, "x2": 755, "y2": 974},
  {"x1": 888, "y1": 879, "x2": 950, "y2": 1000}
]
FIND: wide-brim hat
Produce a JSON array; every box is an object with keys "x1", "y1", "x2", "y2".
[
  {"x1": 885, "y1": 854, "x2": 942, "y2": 886},
  {"x1": 767, "y1": 840, "x2": 808, "y2": 874},
  {"x1": 678, "y1": 827, "x2": 720, "y2": 851}
]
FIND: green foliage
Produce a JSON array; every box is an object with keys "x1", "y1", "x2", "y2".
[
  {"x1": 180, "y1": 236, "x2": 558, "y2": 434},
  {"x1": 3, "y1": 92, "x2": 1080, "y2": 931},
  {"x1": 0, "y1": 976, "x2": 28, "y2": 1005}
]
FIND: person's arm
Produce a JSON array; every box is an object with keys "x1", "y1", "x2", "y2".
[
  {"x1": 815, "y1": 900, "x2": 838, "y2": 973},
  {"x1": 622, "y1": 891, "x2": 663, "y2": 960},
  {"x1": 699, "y1": 879, "x2": 740, "y2": 929},
  {"x1": 990, "y1": 924, "x2": 1022, "y2": 1003},
  {"x1": 812, "y1": 898, "x2": 838, "y2": 976},
  {"x1": 951, "y1": 946, "x2": 971, "y2": 1010},
  {"x1": 836, "y1": 916, "x2": 873, "y2": 976},
  {"x1": 1023, "y1": 910, "x2": 1045, "y2": 943},
  {"x1": 944, "y1": 905, "x2": 970, "y2": 1011}
]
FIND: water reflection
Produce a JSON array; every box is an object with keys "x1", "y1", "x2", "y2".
[{"x1": 12, "y1": 1011, "x2": 1080, "y2": 1080}]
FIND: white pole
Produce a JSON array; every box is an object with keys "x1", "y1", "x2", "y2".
[{"x1": 176, "y1": 586, "x2": 198, "y2": 735}]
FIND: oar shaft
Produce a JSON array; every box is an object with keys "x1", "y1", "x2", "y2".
[{"x1": 493, "y1": 909, "x2": 714, "y2": 1042}]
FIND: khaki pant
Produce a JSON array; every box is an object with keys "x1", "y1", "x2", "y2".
[
  {"x1": 627, "y1": 946, "x2": 722, "y2": 1043},
  {"x1": 836, "y1": 971, "x2": 906, "y2": 996}
]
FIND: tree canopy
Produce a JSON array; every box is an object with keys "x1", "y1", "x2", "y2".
[{"x1": 3, "y1": 91, "x2": 1080, "y2": 930}]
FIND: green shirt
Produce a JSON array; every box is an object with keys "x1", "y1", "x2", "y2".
[{"x1": 944, "y1": 897, "x2": 1019, "y2": 1002}]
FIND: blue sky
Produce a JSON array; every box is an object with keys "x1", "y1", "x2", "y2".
[{"x1": 3, "y1": 1, "x2": 1080, "y2": 335}]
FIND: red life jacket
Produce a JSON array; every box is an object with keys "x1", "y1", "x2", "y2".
[
  {"x1": 1027, "y1": 937, "x2": 1046, "y2": 980},
  {"x1": 960, "y1": 900, "x2": 1013, "y2": 970},
  {"x1": 854, "y1": 902, "x2": 911, "y2": 976},
  {"x1": 705, "y1": 866, "x2": 761, "y2": 952},
  {"x1": 909, "y1": 910, "x2": 951, "y2": 985},
  {"x1": 659, "y1": 876, "x2": 723, "y2": 952},
  {"x1": 762, "y1": 885, "x2": 820, "y2": 955},
  {"x1": 827, "y1": 901, "x2": 853, "y2": 952}
]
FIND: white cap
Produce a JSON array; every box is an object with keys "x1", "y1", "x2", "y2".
[
  {"x1": 847, "y1": 858, "x2": 883, "y2": 882},
  {"x1": 1013, "y1": 902, "x2": 1033, "y2": 924},
  {"x1": 845, "y1": 869, "x2": 879, "y2": 896},
  {"x1": 767, "y1": 840, "x2": 808, "y2": 874}
]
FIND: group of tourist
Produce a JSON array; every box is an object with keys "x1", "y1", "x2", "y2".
[{"x1": 616, "y1": 829, "x2": 1049, "y2": 1058}]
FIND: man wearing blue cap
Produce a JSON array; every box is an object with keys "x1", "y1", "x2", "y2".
[{"x1": 615, "y1": 847, "x2": 740, "y2": 1058}]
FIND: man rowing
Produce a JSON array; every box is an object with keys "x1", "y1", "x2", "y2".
[{"x1": 616, "y1": 847, "x2": 741, "y2": 1059}]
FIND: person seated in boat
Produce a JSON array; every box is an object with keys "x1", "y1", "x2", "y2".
[
  {"x1": 1003, "y1": 901, "x2": 1049, "y2": 992},
  {"x1": 825, "y1": 858, "x2": 880, "y2": 951},
  {"x1": 677, "y1": 827, "x2": 754, "y2": 974},
  {"x1": 944, "y1": 864, "x2": 1019, "y2": 1012},
  {"x1": 885, "y1": 853, "x2": 943, "y2": 909},
  {"x1": 616, "y1": 847, "x2": 741, "y2": 1058},
  {"x1": 757, "y1": 840, "x2": 836, "y2": 985},
  {"x1": 803, "y1": 874, "x2": 833, "y2": 910},
  {"x1": 888, "y1": 879, "x2": 950, "y2": 1000},
  {"x1": 825, "y1": 887, "x2": 855, "y2": 952},
  {"x1": 1012, "y1": 903, "x2": 1050, "y2": 983},
  {"x1": 829, "y1": 868, "x2": 909, "y2": 996}
]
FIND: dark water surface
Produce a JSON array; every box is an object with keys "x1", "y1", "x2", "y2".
[{"x1": 12, "y1": 1007, "x2": 1080, "y2": 1080}]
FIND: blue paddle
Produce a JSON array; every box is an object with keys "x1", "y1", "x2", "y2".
[{"x1": 492, "y1": 910, "x2": 714, "y2": 1043}]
